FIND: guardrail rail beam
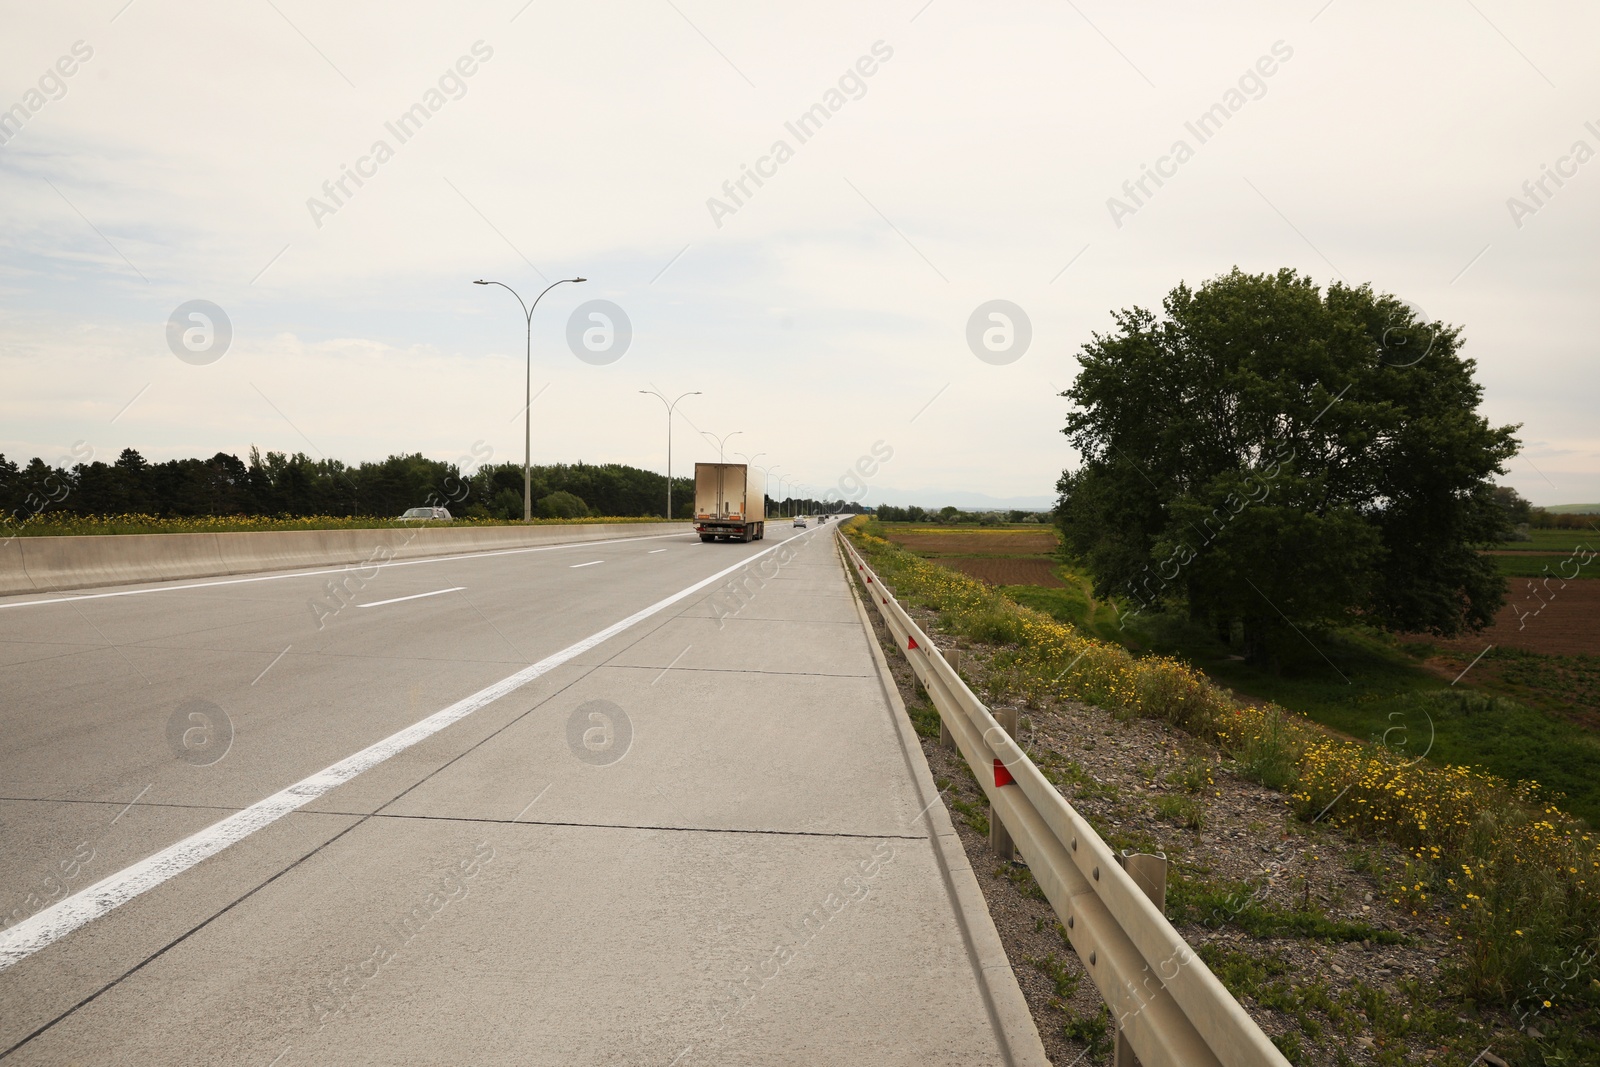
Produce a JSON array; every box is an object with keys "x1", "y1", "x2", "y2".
[{"x1": 840, "y1": 535, "x2": 1291, "y2": 1067}]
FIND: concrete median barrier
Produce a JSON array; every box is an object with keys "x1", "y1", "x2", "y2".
[{"x1": 2, "y1": 523, "x2": 688, "y2": 596}]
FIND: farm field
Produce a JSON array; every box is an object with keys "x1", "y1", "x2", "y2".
[
  {"x1": 872, "y1": 519, "x2": 1600, "y2": 823},
  {"x1": 936, "y1": 557, "x2": 1066, "y2": 587},
  {"x1": 1483, "y1": 527, "x2": 1598, "y2": 577},
  {"x1": 1410, "y1": 573, "x2": 1599, "y2": 657},
  {"x1": 1487, "y1": 528, "x2": 1596, "y2": 551},
  {"x1": 878, "y1": 524, "x2": 1067, "y2": 588},
  {"x1": 882, "y1": 527, "x2": 1060, "y2": 556}
]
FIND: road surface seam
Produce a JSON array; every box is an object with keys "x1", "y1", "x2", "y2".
[
  {"x1": 0, "y1": 535, "x2": 822, "y2": 1056},
  {"x1": 0, "y1": 813, "x2": 374, "y2": 1061},
  {"x1": 0, "y1": 529, "x2": 825, "y2": 973},
  {"x1": 293, "y1": 811, "x2": 929, "y2": 839}
]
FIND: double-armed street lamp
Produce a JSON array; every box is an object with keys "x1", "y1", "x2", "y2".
[
  {"x1": 737, "y1": 452, "x2": 772, "y2": 514},
  {"x1": 700, "y1": 430, "x2": 742, "y2": 518},
  {"x1": 473, "y1": 276, "x2": 586, "y2": 521},
  {"x1": 702, "y1": 429, "x2": 742, "y2": 464},
  {"x1": 639, "y1": 389, "x2": 701, "y2": 520}
]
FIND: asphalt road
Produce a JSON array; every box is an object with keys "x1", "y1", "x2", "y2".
[{"x1": 0, "y1": 522, "x2": 1023, "y2": 1064}]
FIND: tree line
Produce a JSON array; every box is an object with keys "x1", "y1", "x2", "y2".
[
  {"x1": 873, "y1": 505, "x2": 1046, "y2": 524},
  {"x1": 0, "y1": 448, "x2": 698, "y2": 522}
]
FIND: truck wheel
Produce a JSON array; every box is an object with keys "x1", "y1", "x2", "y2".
[{"x1": 700, "y1": 534, "x2": 714, "y2": 542}]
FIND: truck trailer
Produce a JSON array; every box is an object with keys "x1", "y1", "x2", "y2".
[{"x1": 693, "y1": 462, "x2": 765, "y2": 542}]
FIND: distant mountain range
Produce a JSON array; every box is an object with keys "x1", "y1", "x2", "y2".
[{"x1": 1544, "y1": 503, "x2": 1600, "y2": 514}]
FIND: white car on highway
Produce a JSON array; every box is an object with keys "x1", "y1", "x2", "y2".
[{"x1": 397, "y1": 506, "x2": 452, "y2": 522}]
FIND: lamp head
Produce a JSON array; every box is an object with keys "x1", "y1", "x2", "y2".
[
  {"x1": 473, "y1": 279, "x2": 488, "y2": 285},
  {"x1": 572, "y1": 277, "x2": 587, "y2": 283}
]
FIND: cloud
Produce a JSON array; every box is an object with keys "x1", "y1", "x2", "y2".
[{"x1": 2, "y1": 1, "x2": 1597, "y2": 504}]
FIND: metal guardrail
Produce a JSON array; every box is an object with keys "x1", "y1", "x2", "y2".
[{"x1": 841, "y1": 536, "x2": 1291, "y2": 1067}]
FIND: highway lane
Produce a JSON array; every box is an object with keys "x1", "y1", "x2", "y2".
[
  {"x1": 0, "y1": 525, "x2": 819, "y2": 911},
  {"x1": 0, "y1": 521, "x2": 1031, "y2": 1064}
]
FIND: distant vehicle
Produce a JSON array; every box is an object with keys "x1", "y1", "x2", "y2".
[
  {"x1": 397, "y1": 506, "x2": 451, "y2": 522},
  {"x1": 794, "y1": 517, "x2": 807, "y2": 528},
  {"x1": 693, "y1": 462, "x2": 766, "y2": 543}
]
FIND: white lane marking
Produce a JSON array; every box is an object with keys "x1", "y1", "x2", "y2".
[
  {"x1": 0, "y1": 529, "x2": 816, "y2": 971},
  {"x1": 569, "y1": 561, "x2": 604, "y2": 569},
  {"x1": 648, "y1": 549, "x2": 667, "y2": 554},
  {"x1": 0, "y1": 531, "x2": 688, "y2": 612},
  {"x1": 356, "y1": 587, "x2": 465, "y2": 609}
]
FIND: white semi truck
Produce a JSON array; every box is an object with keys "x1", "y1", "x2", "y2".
[{"x1": 693, "y1": 462, "x2": 765, "y2": 542}]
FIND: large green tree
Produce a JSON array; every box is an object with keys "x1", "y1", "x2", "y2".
[{"x1": 1056, "y1": 268, "x2": 1518, "y2": 662}]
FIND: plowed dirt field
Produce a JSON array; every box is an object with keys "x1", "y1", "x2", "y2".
[
  {"x1": 1407, "y1": 578, "x2": 1599, "y2": 656},
  {"x1": 937, "y1": 557, "x2": 1066, "y2": 588},
  {"x1": 887, "y1": 530, "x2": 1059, "y2": 555}
]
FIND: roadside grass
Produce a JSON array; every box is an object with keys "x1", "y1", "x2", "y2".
[
  {"x1": 1192, "y1": 945, "x2": 1497, "y2": 1067},
  {"x1": 1464, "y1": 647, "x2": 1600, "y2": 726},
  {"x1": 845, "y1": 516, "x2": 1600, "y2": 1032},
  {"x1": 1002, "y1": 577, "x2": 1135, "y2": 646},
  {"x1": 1488, "y1": 529, "x2": 1597, "y2": 552},
  {"x1": 1486, "y1": 528, "x2": 1597, "y2": 578},
  {"x1": 2, "y1": 512, "x2": 670, "y2": 536},
  {"x1": 1167, "y1": 872, "x2": 1404, "y2": 944},
  {"x1": 1115, "y1": 613, "x2": 1600, "y2": 827},
  {"x1": 873, "y1": 519, "x2": 1600, "y2": 821},
  {"x1": 1492, "y1": 555, "x2": 1597, "y2": 578}
]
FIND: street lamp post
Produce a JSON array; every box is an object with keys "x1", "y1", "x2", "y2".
[
  {"x1": 765, "y1": 464, "x2": 782, "y2": 511},
  {"x1": 739, "y1": 455, "x2": 772, "y2": 514},
  {"x1": 640, "y1": 389, "x2": 700, "y2": 519},
  {"x1": 702, "y1": 430, "x2": 742, "y2": 464},
  {"x1": 473, "y1": 275, "x2": 586, "y2": 522},
  {"x1": 700, "y1": 431, "x2": 742, "y2": 518}
]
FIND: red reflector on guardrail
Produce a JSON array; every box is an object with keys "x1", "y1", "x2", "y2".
[
  {"x1": 995, "y1": 759, "x2": 1015, "y2": 787},
  {"x1": 907, "y1": 636, "x2": 919, "y2": 651},
  {"x1": 866, "y1": 576, "x2": 873, "y2": 583}
]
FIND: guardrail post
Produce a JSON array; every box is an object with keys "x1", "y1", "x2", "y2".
[
  {"x1": 1112, "y1": 850, "x2": 1169, "y2": 1067},
  {"x1": 846, "y1": 537, "x2": 1293, "y2": 1067},
  {"x1": 1115, "y1": 850, "x2": 1168, "y2": 914},
  {"x1": 989, "y1": 706, "x2": 1018, "y2": 862},
  {"x1": 939, "y1": 649, "x2": 959, "y2": 751}
]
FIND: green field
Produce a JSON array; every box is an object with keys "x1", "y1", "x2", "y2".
[
  {"x1": 878, "y1": 522, "x2": 1600, "y2": 825},
  {"x1": 1489, "y1": 528, "x2": 1597, "y2": 551},
  {"x1": 1485, "y1": 528, "x2": 1597, "y2": 577}
]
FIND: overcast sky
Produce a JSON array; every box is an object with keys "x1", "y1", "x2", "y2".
[{"x1": 3, "y1": 1, "x2": 1596, "y2": 508}]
